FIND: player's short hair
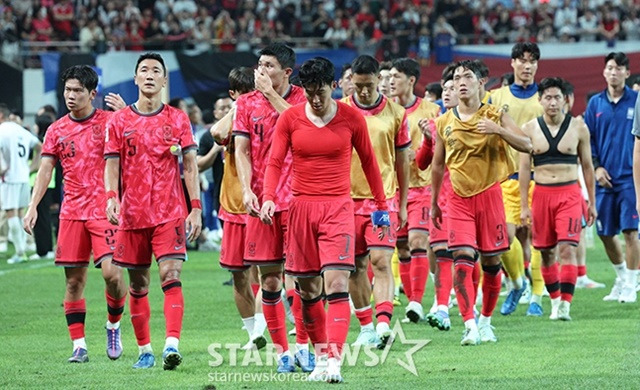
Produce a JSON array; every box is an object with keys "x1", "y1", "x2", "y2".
[
  {"x1": 35, "y1": 113, "x2": 55, "y2": 140},
  {"x1": 0, "y1": 103, "x2": 10, "y2": 118},
  {"x1": 562, "y1": 79, "x2": 575, "y2": 96},
  {"x1": 441, "y1": 63, "x2": 456, "y2": 83},
  {"x1": 340, "y1": 63, "x2": 352, "y2": 79},
  {"x1": 299, "y1": 57, "x2": 335, "y2": 89},
  {"x1": 538, "y1": 77, "x2": 567, "y2": 96},
  {"x1": 426, "y1": 82, "x2": 443, "y2": 99},
  {"x1": 604, "y1": 52, "x2": 629, "y2": 69},
  {"x1": 289, "y1": 74, "x2": 302, "y2": 87},
  {"x1": 168, "y1": 97, "x2": 185, "y2": 109},
  {"x1": 391, "y1": 58, "x2": 420, "y2": 80},
  {"x1": 453, "y1": 60, "x2": 484, "y2": 80},
  {"x1": 473, "y1": 59, "x2": 489, "y2": 79},
  {"x1": 351, "y1": 55, "x2": 379, "y2": 76},
  {"x1": 379, "y1": 61, "x2": 392, "y2": 71},
  {"x1": 61, "y1": 65, "x2": 98, "y2": 92},
  {"x1": 511, "y1": 42, "x2": 540, "y2": 61},
  {"x1": 40, "y1": 104, "x2": 57, "y2": 117},
  {"x1": 135, "y1": 52, "x2": 166, "y2": 75},
  {"x1": 259, "y1": 43, "x2": 296, "y2": 70},
  {"x1": 228, "y1": 66, "x2": 254, "y2": 94},
  {"x1": 501, "y1": 72, "x2": 514, "y2": 85}
]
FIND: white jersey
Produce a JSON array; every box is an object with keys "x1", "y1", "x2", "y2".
[{"x1": 0, "y1": 121, "x2": 40, "y2": 183}]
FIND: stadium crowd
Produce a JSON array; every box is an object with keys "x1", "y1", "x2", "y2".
[{"x1": 1, "y1": 0, "x2": 640, "y2": 65}]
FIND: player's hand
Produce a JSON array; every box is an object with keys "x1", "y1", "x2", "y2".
[
  {"x1": 254, "y1": 69, "x2": 274, "y2": 95},
  {"x1": 259, "y1": 200, "x2": 276, "y2": 225},
  {"x1": 520, "y1": 207, "x2": 532, "y2": 228},
  {"x1": 106, "y1": 198, "x2": 120, "y2": 225},
  {"x1": 186, "y1": 208, "x2": 202, "y2": 242},
  {"x1": 478, "y1": 119, "x2": 502, "y2": 135},
  {"x1": 371, "y1": 210, "x2": 391, "y2": 240},
  {"x1": 595, "y1": 167, "x2": 612, "y2": 188},
  {"x1": 104, "y1": 93, "x2": 126, "y2": 111},
  {"x1": 397, "y1": 205, "x2": 407, "y2": 231},
  {"x1": 22, "y1": 207, "x2": 38, "y2": 235},
  {"x1": 418, "y1": 118, "x2": 434, "y2": 140},
  {"x1": 243, "y1": 190, "x2": 260, "y2": 217},
  {"x1": 431, "y1": 203, "x2": 442, "y2": 230},
  {"x1": 587, "y1": 204, "x2": 597, "y2": 227}
]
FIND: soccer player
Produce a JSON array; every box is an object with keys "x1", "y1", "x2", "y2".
[
  {"x1": 389, "y1": 58, "x2": 440, "y2": 323},
  {"x1": 490, "y1": 42, "x2": 544, "y2": 316},
  {"x1": 379, "y1": 61, "x2": 392, "y2": 97},
  {"x1": 343, "y1": 55, "x2": 410, "y2": 348},
  {"x1": 209, "y1": 66, "x2": 268, "y2": 350},
  {"x1": 260, "y1": 56, "x2": 389, "y2": 383},
  {"x1": 0, "y1": 104, "x2": 40, "y2": 264},
  {"x1": 520, "y1": 77, "x2": 597, "y2": 320},
  {"x1": 104, "y1": 53, "x2": 202, "y2": 370},
  {"x1": 586, "y1": 52, "x2": 639, "y2": 303},
  {"x1": 233, "y1": 43, "x2": 312, "y2": 373},
  {"x1": 338, "y1": 63, "x2": 355, "y2": 98},
  {"x1": 22, "y1": 65, "x2": 127, "y2": 363},
  {"x1": 431, "y1": 60, "x2": 532, "y2": 345}
]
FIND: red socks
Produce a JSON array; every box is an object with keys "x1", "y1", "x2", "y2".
[
  {"x1": 375, "y1": 301, "x2": 394, "y2": 325},
  {"x1": 162, "y1": 279, "x2": 184, "y2": 339},
  {"x1": 481, "y1": 264, "x2": 502, "y2": 318},
  {"x1": 262, "y1": 289, "x2": 289, "y2": 354},
  {"x1": 409, "y1": 249, "x2": 429, "y2": 303},
  {"x1": 326, "y1": 293, "x2": 350, "y2": 359},
  {"x1": 106, "y1": 291, "x2": 126, "y2": 324},
  {"x1": 560, "y1": 264, "x2": 577, "y2": 303},
  {"x1": 129, "y1": 288, "x2": 151, "y2": 345},
  {"x1": 577, "y1": 265, "x2": 586, "y2": 278},
  {"x1": 301, "y1": 295, "x2": 327, "y2": 354},
  {"x1": 434, "y1": 250, "x2": 453, "y2": 307},
  {"x1": 64, "y1": 299, "x2": 86, "y2": 340},
  {"x1": 453, "y1": 255, "x2": 476, "y2": 322},
  {"x1": 354, "y1": 305, "x2": 373, "y2": 327},
  {"x1": 292, "y1": 286, "x2": 309, "y2": 345},
  {"x1": 541, "y1": 263, "x2": 561, "y2": 299},
  {"x1": 399, "y1": 256, "x2": 412, "y2": 300}
]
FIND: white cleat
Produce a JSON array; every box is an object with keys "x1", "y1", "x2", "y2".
[
  {"x1": 376, "y1": 322, "x2": 394, "y2": 350},
  {"x1": 405, "y1": 301, "x2": 424, "y2": 323},
  {"x1": 519, "y1": 283, "x2": 531, "y2": 305},
  {"x1": 307, "y1": 355, "x2": 328, "y2": 382},
  {"x1": 549, "y1": 298, "x2": 560, "y2": 320},
  {"x1": 618, "y1": 285, "x2": 637, "y2": 303},
  {"x1": 7, "y1": 254, "x2": 26, "y2": 264},
  {"x1": 557, "y1": 300, "x2": 572, "y2": 321},
  {"x1": 478, "y1": 323, "x2": 497, "y2": 343},
  {"x1": 351, "y1": 328, "x2": 378, "y2": 347},
  {"x1": 603, "y1": 278, "x2": 624, "y2": 301},
  {"x1": 325, "y1": 357, "x2": 343, "y2": 383},
  {"x1": 460, "y1": 326, "x2": 480, "y2": 346},
  {"x1": 576, "y1": 275, "x2": 605, "y2": 289}
]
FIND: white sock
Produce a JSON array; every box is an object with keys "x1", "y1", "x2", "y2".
[
  {"x1": 512, "y1": 276, "x2": 523, "y2": 290},
  {"x1": 530, "y1": 294, "x2": 542, "y2": 305},
  {"x1": 138, "y1": 343, "x2": 153, "y2": 355},
  {"x1": 296, "y1": 343, "x2": 309, "y2": 352},
  {"x1": 278, "y1": 350, "x2": 292, "y2": 360},
  {"x1": 242, "y1": 316, "x2": 255, "y2": 338},
  {"x1": 254, "y1": 312, "x2": 266, "y2": 335},
  {"x1": 72, "y1": 338, "x2": 87, "y2": 350},
  {"x1": 613, "y1": 263, "x2": 627, "y2": 281},
  {"x1": 164, "y1": 336, "x2": 179, "y2": 350},
  {"x1": 464, "y1": 319, "x2": 477, "y2": 330},
  {"x1": 437, "y1": 304, "x2": 449, "y2": 313},
  {"x1": 8, "y1": 216, "x2": 25, "y2": 255},
  {"x1": 478, "y1": 314, "x2": 491, "y2": 326},
  {"x1": 626, "y1": 268, "x2": 638, "y2": 286},
  {"x1": 361, "y1": 322, "x2": 374, "y2": 331},
  {"x1": 106, "y1": 321, "x2": 120, "y2": 330}
]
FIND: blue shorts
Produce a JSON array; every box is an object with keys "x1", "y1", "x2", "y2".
[{"x1": 595, "y1": 187, "x2": 638, "y2": 236}]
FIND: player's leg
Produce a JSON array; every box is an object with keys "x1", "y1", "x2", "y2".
[
  {"x1": 405, "y1": 229, "x2": 429, "y2": 323},
  {"x1": 64, "y1": 267, "x2": 89, "y2": 363},
  {"x1": 426, "y1": 242, "x2": 453, "y2": 331},
  {"x1": 396, "y1": 237, "x2": 412, "y2": 305},
  {"x1": 619, "y1": 188, "x2": 639, "y2": 303},
  {"x1": 297, "y1": 275, "x2": 326, "y2": 379},
  {"x1": 557, "y1": 244, "x2": 578, "y2": 320},
  {"x1": 596, "y1": 191, "x2": 627, "y2": 301},
  {"x1": 539, "y1": 248, "x2": 561, "y2": 319},
  {"x1": 499, "y1": 180, "x2": 527, "y2": 314},
  {"x1": 576, "y1": 229, "x2": 605, "y2": 288},
  {"x1": 349, "y1": 214, "x2": 377, "y2": 346},
  {"x1": 369, "y1": 247, "x2": 396, "y2": 348},
  {"x1": 6, "y1": 207, "x2": 27, "y2": 263},
  {"x1": 231, "y1": 268, "x2": 263, "y2": 349},
  {"x1": 323, "y1": 270, "x2": 351, "y2": 383}
]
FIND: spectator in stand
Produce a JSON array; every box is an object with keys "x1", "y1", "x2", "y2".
[
  {"x1": 126, "y1": 20, "x2": 145, "y2": 51},
  {"x1": 599, "y1": 10, "x2": 620, "y2": 45},
  {"x1": 79, "y1": 18, "x2": 105, "y2": 53},
  {"x1": 578, "y1": 9, "x2": 599, "y2": 42},
  {"x1": 51, "y1": 0, "x2": 75, "y2": 40},
  {"x1": 324, "y1": 15, "x2": 348, "y2": 48},
  {"x1": 493, "y1": 9, "x2": 512, "y2": 43},
  {"x1": 32, "y1": 7, "x2": 53, "y2": 42},
  {"x1": 553, "y1": 0, "x2": 577, "y2": 40}
]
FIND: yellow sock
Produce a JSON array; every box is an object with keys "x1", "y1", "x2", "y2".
[
  {"x1": 531, "y1": 248, "x2": 544, "y2": 296},
  {"x1": 501, "y1": 238, "x2": 524, "y2": 284},
  {"x1": 392, "y1": 249, "x2": 401, "y2": 287}
]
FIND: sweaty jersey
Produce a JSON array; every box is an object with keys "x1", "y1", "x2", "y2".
[
  {"x1": 403, "y1": 96, "x2": 441, "y2": 188},
  {"x1": 104, "y1": 104, "x2": 197, "y2": 230},
  {"x1": 342, "y1": 94, "x2": 411, "y2": 200},
  {"x1": 264, "y1": 101, "x2": 386, "y2": 209},
  {"x1": 232, "y1": 86, "x2": 306, "y2": 211},
  {"x1": 0, "y1": 121, "x2": 40, "y2": 183},
  {"x1": 42, "y1": 109, "x2": 111, "y2": 220},
  {"x1": 437, "y1": 104, "x2": 515, "y2": 197}
]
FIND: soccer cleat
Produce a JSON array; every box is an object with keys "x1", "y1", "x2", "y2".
[
  {"x1": 393, "y1": 294, "x2": 402, "y2": 306},
  {"x1": 276, "y1": 354, "x2": 296, "y2": 373},
  {"x1": 162, "y1": 347, "x2": 182, "y2": 370},
  {"x1": 106, "y1": 327, "x2": 123, "y2": 360},
  {"x1": 251, "y1": 334, "x2": 267, "y2": 350},
  {"x1": 288, "y1": 328, "x2": 297, "y2": 336},
  {"x1": 426, "y1": 310, "x2": 451, "y2": 331},
  {"x1": 7, "y1": 254, "x2": 26, "y2": 264},
  {"x1": 325, "y1": 357, "x2": 343, "y2": 384},
  {"x1": 376, "y1": 323, "x2": 394, "y2": 350},
  {"x1": 618, "y1": 285, "x2": 637, "y2": 303},
  {"x1": 557, "y1": 301, "x2": 572, "y2": 321},
  {"x1": 405, "y1": 301, "x2": 424, "y2": 323},
  {"x1": 576, "y1": 275, "x2": 605, "y2": 289},
  {"x1": 526, "y1": 302, "x2": 543, "y2": 317},
  {"x1": 351, "y1": 328, "x2": 379, "y2": 347},
  {"x1": 603, "y1": 278, "x2": 623, "y2": 301},
  {"x1": 478, "y1": 323, "x2": 497, "y2": 343},
  {"x1": 518, "y1": 283, "x2": 531, "y2": 305},
  {"x1": 307, "y1": 355, "x2": 328, "y2": 382},
  {"x1": 500, "y1": 280, "x2": 527, "y2": 315},
  {"x1": 132, "y1": 352, "x2": 155, "y2": 369},
  {"x1": 549, "y1": 298, "x2": 560, "y2": 320},
  {"x1": 460, "y1": 327, "x2": 480, "y2": 346},
  {"x1": 68, "y1": 347, "x2": 89, "y2": 363},
  {"x1": 294, "y1": 348, "x2": 315, "y2": 373}
]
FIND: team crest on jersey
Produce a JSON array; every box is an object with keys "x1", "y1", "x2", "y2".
[
  {"x1": 444, "y1": 126, "x2": 452, "y2": 137},
  {"x1": 92, "y1": 124, "x2": 102, "y2": 140},
  {"x1": 163, "y1": 125, "x2": 173, "y2": 142},
  {"x1": 501, "y1": 104, "x2": 509, "y2": 113}
]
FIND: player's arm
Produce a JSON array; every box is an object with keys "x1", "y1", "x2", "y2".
[
  {"x1": 255, "y1": 69, "x2": 291, "y2": 114},
  {"x1": 584, "y1": 100, "x2": 610, "y2": 188},
  {"x1": 260, "y1": 113, "x2": 291, "y2": 224},
  {"x1": 235, "y1": 135, "x2": 259, "y2": 216},
  {"x1": 23, "y1": 157, "x2": 55, "y2": 235},
  {"x1": 415, "y1": 118, "x2": 435, "y2": 170},
  {"x1": 395, "y1": 147, "x2": 409, "y2": 229},
  {"x1": 430, "y1": 131, "x2": 445, "y2": 230},
  {"x1": 196, "y1": 133, "x2": 223, "y2": 172},
  {"x1": 104, "y1": 157, "x2": 120, "y2": 225},
  {"x1": 29, "y1": 141, "x2": 42, "y2": 173},
  {"x1": 480, "y1": 112, "x2": 532, "y2": 153},
  {"x1": 211, "y1": 107, "x2": 235, "y2": 144},
  {"x1": 577, "y1": 121, "x2": 597, "y2": 226},
  {"x1": 183, "y1": 149, "x2": 202, "y2": 241},
  {"x1": 633, "y1": 95, "x2": 640, "y2": 215},
  {"x1": 518, "y1": 120, "x2": 534, "y2": 226}
]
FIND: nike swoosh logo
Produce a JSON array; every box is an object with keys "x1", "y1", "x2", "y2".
[
  {"x1": 174, "y1": 245, "x2": 184, "y2": 250},
  {"x1": 59, "y1": 135, "x2": 69, "y2": 141},
  {"x1": 333, "y1": 318, "x2": 347, "y2": 322},
  {"x1": 124, "y1": 130, "x2": 136, "y2": 136},
  {"x1": 338, "y1": 255, "x2": 350, "y2": 260},
  {"x1": 568, "y1": 233, "x2": 577, "y2": 237},
  {"x1": 596, "y1": 112, "x2": 603, "y2": 118},
  {"x1": 252, "y1": 116, "x2": 263, "y2": 122},
  {"x1": 110, "y1": 246, "x2": 116, "y2": 251},
  {"x1": 419, "y1": 221, "x2": 428, "y2": 225},
  {"x1": 495, "y1": 241, "x2": 504, "y2": 247}
]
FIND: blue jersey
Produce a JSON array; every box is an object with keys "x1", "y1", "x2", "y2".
[{"x1": 584, "y1": 86, "x2": 638, "y2": 192}]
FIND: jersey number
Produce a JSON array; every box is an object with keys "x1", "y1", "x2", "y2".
[
  {"x1": 18, "y1": 142, "x2": 26, "y2": 158},
  {"x1": 253, "y1": 124, "x2": 264, "y2": 142},
  {"x1": 61, "y1": 141, "x2": 76, "y2": 159},
  {"x1": 126, "y1": 138, "x2": 137, "y2": 156},
  {"x1": 104, "y1": 229, "x2": 116, "y2": 245}
]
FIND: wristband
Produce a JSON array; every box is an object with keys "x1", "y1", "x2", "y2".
[
  {"x1": 191, "y1": 199, "x2": 202, "y2": 209},
  {"x1": 106, "y1": 190, "x2": 118, "y2": 200},
  {"x1": 371, "y1": 210, "x2": 390, "y2": 227}
]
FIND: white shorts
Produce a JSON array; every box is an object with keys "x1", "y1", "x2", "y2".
[{"x1": 1, "y1": 182, "x2": 30, "y2": 210}]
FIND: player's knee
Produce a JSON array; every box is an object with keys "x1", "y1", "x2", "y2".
[
  {"x1": 261, "y1": 273, "x2": 282, "y2": 292},
  {"x1": 622, "y1": 230, "x2": 639, "y2": 245},
  {"x1": 325, "y1": 276, "x2": 349, "y2": 295},
  {"x1": 65, "y1": 276, "x2": 85, "y2": 295},
  {"x1": 558, "y1": 245, "x2": 577, "y2": 264},
  {"x1": 371, "y1": 256, "x2": 390, "y2": 274},
  {"x1": 102, "y1": 269, "x2": 122, "y2": 288},
  {"x1": 408, "y1": 235, "x2": 428, "y2": 251}
]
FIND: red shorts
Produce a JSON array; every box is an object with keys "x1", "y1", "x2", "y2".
[
  {"x1": 55, "y1": 219, "x2": 117, "y2": 268},
  {"x1": 354, "y1": 212, "x2": 398, "y2": 257},
  {"x1": 112, "y1": 219, "x2": 187, "y2": 269},
  {"x1": 447, "y1": 183, "x2": 509, "y2": 256},
  {"x1": 244, "y1": 211, "x2": 288, "y2": 265},
  {"x1": 429, "y1": 215, "x2": 449, "y2": 249},
  {"x1": 285, "y1": 197, "x2": 355, "y2": 277},
  {"x1": 397, "y1": 188, "x2": 431, "y2": 240},
  {"x1": 532, "y1": 182, "x2": 583, "y2": 250},
  {"x1": 220, "y1": 220, "x2": 248, "y2": 271}
]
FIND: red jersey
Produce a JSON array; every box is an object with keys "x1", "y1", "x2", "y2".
[
  {"x1": 41, "y1": 109, "x2": 111, "y2": 221},
  {"x1": 104, "y1": 104, "x2": 197, "y2": 230},
  {"x1": 232, "y1": 86, "x2": 306, "y2": 211},
  {"x1": 263, "y1": 101, "x2": 387, "y2": 210}
]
